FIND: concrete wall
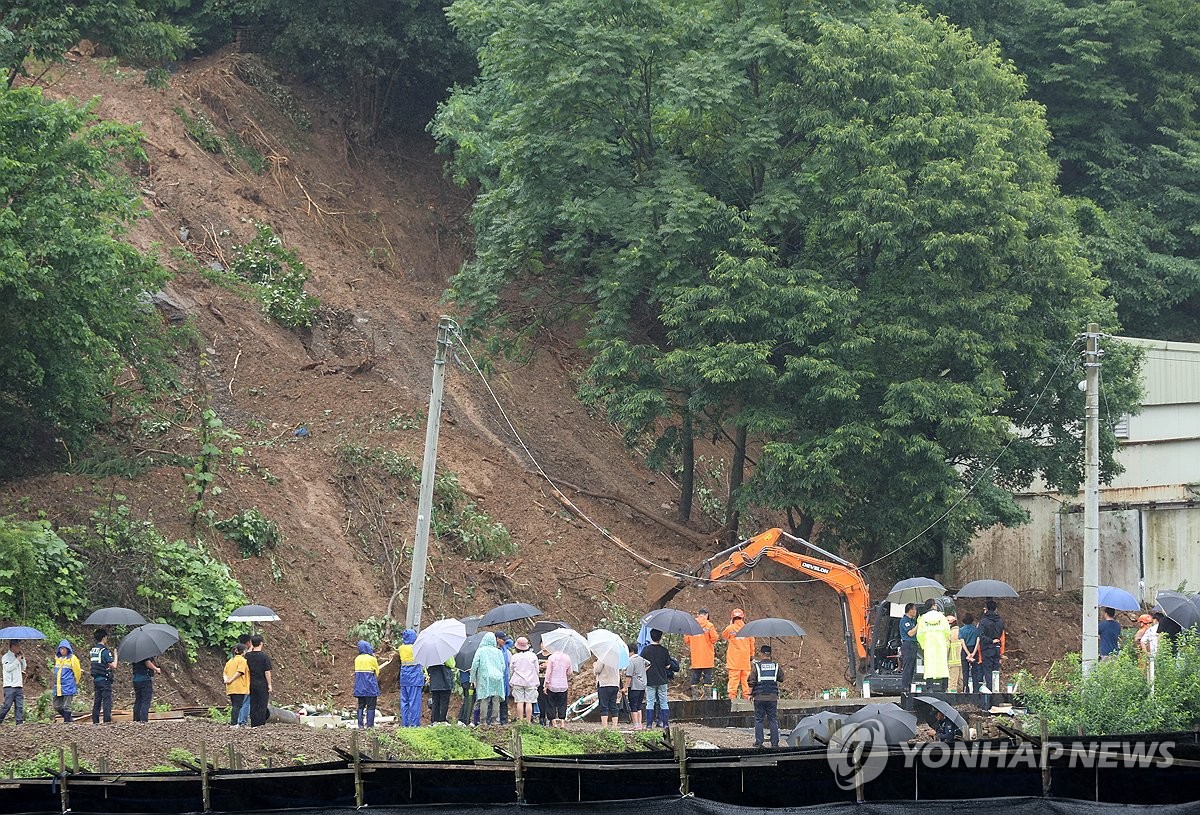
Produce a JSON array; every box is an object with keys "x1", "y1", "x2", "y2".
[{"x1": 959, "y1": 501, "x2": 1200, "y2": 601}]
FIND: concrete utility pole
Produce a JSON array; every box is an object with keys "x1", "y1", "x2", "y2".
[
  {"x1": 1081, "y1": 322, "x2": 1101, "y2": 673},
  {"x1": 405, "y1": 316, "x2": 456, "y2": 631}
]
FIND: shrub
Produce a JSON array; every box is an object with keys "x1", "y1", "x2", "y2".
[
  {"x1": 0, "y1": 518, "x2": 89, "y2": 620},
  {"x1": 3, "y1": 751, "x2": 94, "y2": 778},
  {"x1": 175, "y1": 107, "x2": 223, "y2": 153},
  {"x1": 229, "y1": 224, "x2": 319, "y2": 328},
  {"x1": 215, "y1": 508, "x2": 282, "y2": 558},
  {"x1": 1017, "y1": 634, "x2": 1200, "y2": 735},
  {"x1": 381, "y1": 727, "x2": 495, "y2": 760},
  {"x1": 349, "y1": 615, "x2": 401, "y2": 649}
]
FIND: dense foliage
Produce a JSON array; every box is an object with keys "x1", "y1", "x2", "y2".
[
  {"x1": 0, "y1": 518, "x2": 89, "y2": 620},
  {"x1": 924, "y1": 0, "x2": 1200, "y2": 339},
  {"x1": 229, "y1": 224, "x2": 320, "y2": 328},
  {"x1": 1, "y1": 0, "x2": 190, "y2": 87},
  {"x1": 433, "y1": 0, "x2": 1140, "y2": 568},
  {"x1": 0, "y1": 87, "x2": 178, "y2": 474},
  {"x1": 1019, "y1": 637, "x2": 1200, "y2": 734}
]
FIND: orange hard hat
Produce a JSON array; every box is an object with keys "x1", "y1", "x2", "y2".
[
  {"x1": 1138, "y1": 614, "x2": 1153, "y2": 625},
  {"x1": 732, "y1": 608, "x2": 744, "y2": 619}
]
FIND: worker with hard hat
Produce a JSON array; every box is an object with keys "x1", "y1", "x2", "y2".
[
  {"x1": 722, "y1": 608, "x2": 755, "y2": 700},
  {"x1": 684, "y1": 608, "x2": 719, "y2": 699}
]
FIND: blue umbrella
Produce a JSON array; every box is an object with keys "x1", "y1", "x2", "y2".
[
  {"x1": 0, "y1": 626, "x2": 46, "y2": 640},
  {"x1": 1098, "y1": 586, "x2": 1140, "y2": 612}
]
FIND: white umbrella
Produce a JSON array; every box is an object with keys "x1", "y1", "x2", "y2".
[
  {"x1": 587, "y1": 628, "x2": 630, "y2": 669},
  {"x1": 541, "y1": 628, "x2": 591, "y2": 670},
  {"x1": 413, "y1": 618, "x2": 467, "y2": 667}
]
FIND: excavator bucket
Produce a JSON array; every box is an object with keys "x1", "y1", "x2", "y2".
[{"x1": 645, "y1": 572, "x2": 687, "y2": 610}]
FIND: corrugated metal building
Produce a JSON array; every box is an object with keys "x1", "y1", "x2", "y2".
[{"x1": 959, "y1": 336, "x2": 1200, "y2": 600}]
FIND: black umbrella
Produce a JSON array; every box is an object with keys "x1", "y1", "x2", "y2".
[
  {"x1": 788, "y1": 711, "x2": 846, "y2": 747},
  {"x1": 955, "y1": 579, "x2": 1019, "y2": 599},
  {"x1": 845, "y1": 702, "x2": 918, "y2": 744},
  {"x1": 460, "y1": 615, "x2": 483, "y2": 636},
  {"x1": 735, "y1": 618, "x2": 806, "y2": 638},
  {"x1": 455, "y1": 631, "x2": 489, "y2": 671},
  {"x1": 528, "y1": 620, "x2": 568, "y2": 651},
  {"x1": 1155, "y1": 591, "x2": 1200, "y2": 629},
  {"x1": 226, "y1": 604, "x2": 281, "y2": 622},
  {"x1": 84, "y1": 607, "x2": 148, "y2": 626},
  {"x1": 480, "y1": 602, "x2": 542, "y2": 627},
  {"x1": 118, "y1": 624, "x2": 180, "y2": 663},
  {"x1": 641, "y1": 608, "x2": 703, "y2": 635},
  {"x1": 912, "y1": 696, "x2": 968, "y2": 732},
  {"x1": 886, "y1": 578, "x2": 946, "y2": 605}
]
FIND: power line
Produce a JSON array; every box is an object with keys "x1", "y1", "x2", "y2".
[{"x1": 452, "y1": 327, "x2": 1083, "y2": 584}]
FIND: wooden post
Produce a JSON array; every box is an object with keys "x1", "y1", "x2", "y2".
[
  {"x1": 200, "y1": 742, "x2": 211, "y2": 813},
  {"x1": 227, "y1": 744, "x2": 236, "y2": 771},
  {"x1": 352, "y1": 729, "x2": 364, "y2": 808},
  {"x1": 671, "y1": 726, "x2": 688, "y2": 796},
  {"x1": 58, "y1": 748, "x2": 69, "y2": 814},
  {"x1": 371, "y1": 734, "x2": 380, "y2": 761},
  {"x1": 512, "y1": 728, "x2": 525, "y2": 804},
  {"x1": 98, "y1": 757, "x2": 109, "y2": 775},
  {"x1": 1040, "y1": 718, "x2": 1051, "y2": 797},
  {"x1": 70, "y1": 743, "x2": 79, "y2": 774}
]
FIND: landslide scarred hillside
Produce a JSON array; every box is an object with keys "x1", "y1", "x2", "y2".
[{"x1": 3, "y1": 48, "x2": 1077, "y2": 710}]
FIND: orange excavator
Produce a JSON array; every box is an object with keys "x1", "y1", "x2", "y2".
[{"x1": 648, "y1": 527, "x2": 908, "y2": 690}]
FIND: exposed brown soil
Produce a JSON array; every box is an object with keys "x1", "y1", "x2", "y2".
[{"x1": 2, "y1": 47, "x2": 1090, "y2": 772}]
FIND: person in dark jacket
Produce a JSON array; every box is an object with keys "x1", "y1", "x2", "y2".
[
  {"x1": 899, "y1": 603, "x2": 919, "y2": 692},
  {"x1": 977, "y1": 601, "x2": 1006, "y2": 690},
  {"x1": 640, "y1": 629, "x2": 673, "y2": 729},
  {"x1": 245, "y1": 635, "x2": 273, "y2": 727},
  {"x1": 749, "y1": 644, "x2": 784, "y2": 748},
  {"x1": 89, "y1": 629, "x2": 115, "y2": 724},
  {"x1": 131, "y1": 656, "x2": 161, "y2": 722},
  {"x1": 934, "y1": 710, "x2": 960, "y2": 743},
  {"x1": 428, "y1": 657, "x2": 455, "y2": 724},
  {"x1": 457, "y1": 662, "x2": 476, "y2": 725}
]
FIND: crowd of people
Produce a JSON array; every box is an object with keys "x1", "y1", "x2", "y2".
[{"x1": 898, "y1": 599, "x2": 1007, "y2": 693}]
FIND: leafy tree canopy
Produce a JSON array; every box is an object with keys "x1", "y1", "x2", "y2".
[
  {"x1": 0, "y1": 86, "x2": 177, "y2": 473},
  {"x1": 433, "y1": 0, "x2": 1141, "y2": 571},
  {"x1": 924, "y1": 0, "x2": 1200, "y2": 339},
  {"x1": 1, "y1": 0, "x2": 191, "y2": 88}
]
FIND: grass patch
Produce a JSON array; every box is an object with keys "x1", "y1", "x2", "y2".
[
  {"x1": 512, "y1": 722, "x2": 626, "y2": 756},
  {"x1": 381, "y1": 727, "x2": 496, "y2": 761},
  {"x1": 3, "y1": 751, "x2": 95, "y2": 778}
]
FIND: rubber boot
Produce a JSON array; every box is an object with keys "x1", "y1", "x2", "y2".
[
  {"x1": 659, "y1": 707, "x2": 670, "y2": 729},
  {"x1": 645, "y1": 708, "x2": 656, "y2": 728}
]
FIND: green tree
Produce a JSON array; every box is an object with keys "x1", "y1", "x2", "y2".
[
  {"x1": 923, "y1": 0, "x2": 1200, "y2": 338},
  {"x1": 435, "y1": 0, "x2": 1140, "y2": 568},
  {"x1": 237, "y1": 0, "x2": 475, "y2": 142},
  {"x1": 1, "y1": 0, "x2": 191, "y2": 88},
  {"x1": 0, "y1": 87, "x2": 177, "y2": 474}
]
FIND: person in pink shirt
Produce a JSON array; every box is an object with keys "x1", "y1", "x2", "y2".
[{"x1": 543, "y1": 648, "x2": 574, "y2": 728}]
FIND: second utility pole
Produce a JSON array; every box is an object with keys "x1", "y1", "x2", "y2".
[
  {"x1": 405, "y1": 316, "x2": 455, "y2": 631},
  {"x1": 1081, "y1": 322, "x2": 1101, "y2": 673}
]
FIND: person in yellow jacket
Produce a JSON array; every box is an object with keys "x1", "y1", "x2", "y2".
[
  {"x1": 684, "y1": 608, "x2": 719, "y2": 699},
  {"x1": 223, "y1": 644, "x2": 250, "y2": 726},
  {"x1": 946, "y1": 615, "x2": 961, "y2": 692},
  {"x1": 53, "y1": 640, "x2": 83, "y2": 722},
  {"x1": 915, "y1": 599, "x2": 951, "y2": 691},
  {"x1": 721, "y1": 608, "x2": 755, "y2": 700}
]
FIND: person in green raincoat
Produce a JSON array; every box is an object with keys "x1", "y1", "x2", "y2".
[
  {"x1": 915, "y1": 599, "x2": 951, "y2": 691},
  {"x1": 470, "y1": 632, "x2": 506, "y2": 725}
]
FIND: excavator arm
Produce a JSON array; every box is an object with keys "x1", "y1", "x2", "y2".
[{"x1": 648, "y1": 528, "x2": 873, "y2": 681}]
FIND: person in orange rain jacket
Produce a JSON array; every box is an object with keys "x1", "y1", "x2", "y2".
[
  {"x1": 722, "y1": 608, "x2": 755, "y2": 700},
  {"x1": 684, "y1": 608, "x2": 719, "y2": 699}
]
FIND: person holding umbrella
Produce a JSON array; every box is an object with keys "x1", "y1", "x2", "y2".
[
  {"x1": 593, "y1": 646, "x2": 622, "y2": 728},
  {"x1": 245, "y1": 634, "x2": 273, "y2": 727},
  {"x1": 0, "y1": 640, "x2": 26, "y2": 724},
  {"x1": 131, "y1": 655, "x2": 162, "y2": 722},
  {"x1": 53, "y1": 640, "x2": 82, "y2": 722},
  {"x1": 641, "y1": 628, "x2": 674, "y2": 728},
  {"x1": 471, "y1": 632, "x2": 507, "y2": 726},
  {"x1": 749, "y1": 644, "x2": 784, "y2": 748},
  {"x1": 1099, "y1": 607, "x2": 1122, "y2": 658},
  {"x1": 89, "y1": 629, "x2": 116, "y2": 724},
  {"x1": 977, "y1": 600, "x2": 1006, "y2": 689}
]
